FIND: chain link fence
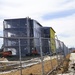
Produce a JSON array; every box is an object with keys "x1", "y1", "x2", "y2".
[{"x1": 0, "y1": 37, "x2": 69, "y2": 75}]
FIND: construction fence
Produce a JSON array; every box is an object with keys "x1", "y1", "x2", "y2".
[{"x1": 0, "y1": 37, "x2": 70, "y2": 75}]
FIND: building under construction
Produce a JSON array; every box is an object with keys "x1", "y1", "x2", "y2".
[{"x1": 3, "y1": 17, "x2": 55, "y2": 56}]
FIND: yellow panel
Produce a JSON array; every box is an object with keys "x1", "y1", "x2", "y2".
[{"x1": 50, "y1": 28, "x2": 56, "y2": 53}]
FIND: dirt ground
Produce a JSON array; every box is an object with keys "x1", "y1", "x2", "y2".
[
  {"x1": 0, "y1": 54, "x2": 70, "y2": 75},
  {"x1": 56, "y1": 54, "x2": 70, "y2": 74},
  {"x1": 0, "y1": 58, "x2": 58, "y2": 75}
]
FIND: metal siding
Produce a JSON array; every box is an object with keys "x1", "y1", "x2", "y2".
[
  {"x1": 50, "y1": 28, "x2": 56, "y2": 53},
  {"x1": 33, "y1": 21, "x2": 42, "y2": 54}
]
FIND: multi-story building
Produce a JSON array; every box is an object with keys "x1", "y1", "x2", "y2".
[
  {"x1": 3, "y1": 17, "x2": 56, "y2": 56},
  {"x1": 3, "y1": 17, "x2": 42, "y2": 56},
  {"x1": 42, "y1": 27, "x2": 56, "y2": 54}
]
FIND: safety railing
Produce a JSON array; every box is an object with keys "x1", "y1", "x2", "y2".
[{"x1": 0, "y1": 37, "x2": 69, "y2": 75}]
